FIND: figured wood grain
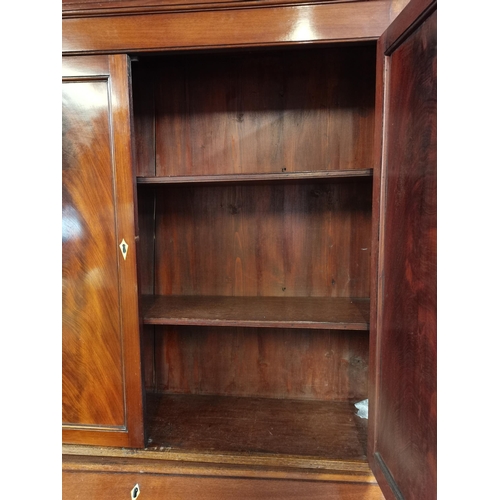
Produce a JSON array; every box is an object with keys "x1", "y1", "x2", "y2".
[
  {"x1": 153, "y1": 324, "x2": 368, "y2": 400},
  {"x1": 62, "y1": 55, "x2": 144, "y2": 447},
  {"x1": 63, "y1": 469, "x2": 385, "y2": 499},
  {"x1": 145, "y1": 393, "x2": 369, "y2": 461},
  {"x1": 151, "y1": 181, "x2": 372, "y2": 298},
  {"x1": 143, "y1": 295, "x2": 369, "y2": 330},
  {"x1": 62, "y1": 75, "x2": 125, "y2": 428},
  {"x1": 145, "y1": 47, "x2": 375, "y2": 176},
  {"x1": 370, "y1": 2, "x2": 436, "y2": 499},
  {"x1": 62, "y1": 1, "x2": 392, "y2": 54}
]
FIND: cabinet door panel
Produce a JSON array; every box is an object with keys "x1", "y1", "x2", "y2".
[
  {"x1": 63, "y1": 79, "x2": 125, "y2": 427},
  {"x1": 62, "y1": 55, "x2": 144, "y2": 447},
  {"x1": 369, "y1": 0, "x2": 436, "y2": 498}
]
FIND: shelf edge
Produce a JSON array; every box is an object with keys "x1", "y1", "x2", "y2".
[{"x1": 137, "y1": 169, "x2": 373, "y2": 184}]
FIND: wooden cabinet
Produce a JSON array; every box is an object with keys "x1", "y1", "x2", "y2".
[{"x1": 62, "y1": 0, "x2": 436, "y2": 498}]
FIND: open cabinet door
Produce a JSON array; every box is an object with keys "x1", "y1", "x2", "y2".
[
  {"x1": 62, "y1": 55, "x2": 144, "y2": 447},
  {"x1": 369, "y1": 0, "x2": 437, "y2": 499}
]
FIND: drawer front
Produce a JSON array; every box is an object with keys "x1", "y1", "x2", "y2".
[{"x1": 63, "y1": 470, "x2": 385, "y2": 500}]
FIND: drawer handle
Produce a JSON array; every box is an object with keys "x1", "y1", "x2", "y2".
[{"x1": 131, "y1": 484, "x2": 140, "y2": 499}]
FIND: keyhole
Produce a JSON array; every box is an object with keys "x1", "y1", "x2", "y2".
[
  {"x1": 131, "y1": 484, "x2": 140, "y2": 499},
  {"x1": 119, "y1": 239, "x2": 128, "y2": 261}
]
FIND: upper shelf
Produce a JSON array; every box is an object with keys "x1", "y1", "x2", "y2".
[
  {"x1": 142, "y1": 295, "x2": 370, "y2": 330},
  {"x1": 137, "y1": 169, "x2": 373, "y2": 185}
]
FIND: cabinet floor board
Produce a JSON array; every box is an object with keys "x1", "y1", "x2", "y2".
[{"x1": 145, "y1": 393, "x2": 368, "y2": 461}]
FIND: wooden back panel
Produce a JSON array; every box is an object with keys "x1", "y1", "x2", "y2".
[
  {"x1": 154, "y1": 325, "x2": 368, "y2": 400},
  {"x1": 148, "y1": 180, "x2": 372, "y2": 298},
  {"x1": 134, "y1": 46, "x2": 375, "y2": 402},
  {"x1": 134, "y1": 46, "x2": 376, "y2": 177}
]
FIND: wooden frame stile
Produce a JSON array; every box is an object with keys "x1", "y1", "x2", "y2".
[
  {"x1": 108, "y1": 54, "x2": 145, "y2": 449},
  {"x1": 368, "y1": 20, "x2": 388, "y2": 497}
]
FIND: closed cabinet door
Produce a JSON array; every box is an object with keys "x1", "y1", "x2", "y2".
[{"x1": 62, "y1": 54, "x2": 143, "y2": 447}]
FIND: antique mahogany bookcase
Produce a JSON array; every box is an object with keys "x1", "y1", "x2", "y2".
[{"x1": 62, "y1": 0, "x2": 436, "y2": 498}]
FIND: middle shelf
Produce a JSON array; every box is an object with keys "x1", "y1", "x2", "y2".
[{"x1": 142, "y1": 295, "x2": 369, "y2": 330}]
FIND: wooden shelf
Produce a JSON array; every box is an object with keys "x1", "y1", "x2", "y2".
[
  {"x1": 145, "y1": 393, "x2": 368, "y2": 463},
  {"x1": 142, "y1": 295, "x2": 369, "y2": 330},
  {"x1": 136, "y1": 169, "x2": 373, "y2": 185}
]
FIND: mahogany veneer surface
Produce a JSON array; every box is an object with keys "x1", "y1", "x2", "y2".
[
  {"x1": 63, "y1": 470, "x2": 385, "y2": 500},
  {"x1": 62, "y1": 77, "x2": 125, "y2": 428},
  {"x1": 62, "y1": 1, "x2": 391, "y2": 53},
  {"x1": 371, "y1": 2, "x2": 437, "y2": 499},
  {"x1": 62, "y1": 55, "x2": 145, "y2": 447}
]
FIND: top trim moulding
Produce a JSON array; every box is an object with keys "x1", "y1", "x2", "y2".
[
  {"x1": 62, "y1": 0, "x2": 392, "y2": 54},
  {"x1": 63, "y1": 0, "x2": 376, "y2": 18}
]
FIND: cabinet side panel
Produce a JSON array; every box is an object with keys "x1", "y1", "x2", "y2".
[
  {"x1": 132, "y1": 64, "x2": 156, "y2": 177},
  {"x1": 62, "y1": 79, "x2": 125, "y2": 427},
  {"x1": 373, "y1": 7, "x2": 436, "y2": 500}
]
